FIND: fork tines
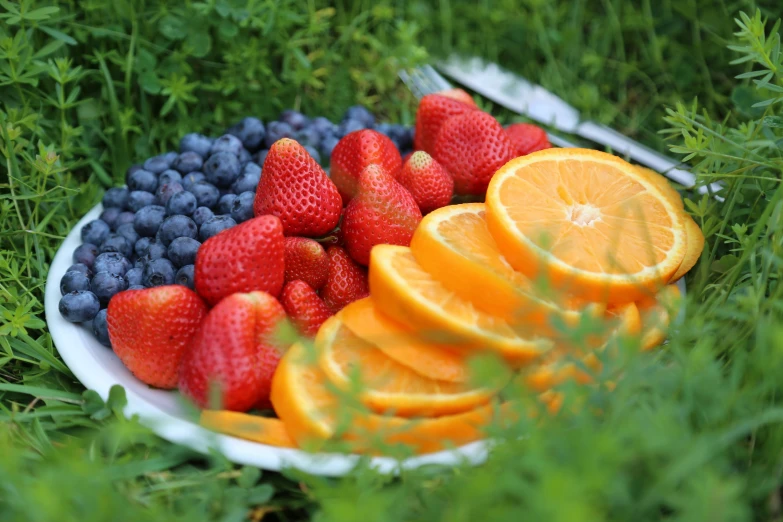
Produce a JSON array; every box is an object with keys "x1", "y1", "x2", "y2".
[{"x1": 399, "y1": 65, "x2": 452, "y2": 99}]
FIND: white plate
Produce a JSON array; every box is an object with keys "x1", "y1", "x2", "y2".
[
  {"x1": 46, "y1": 204, "x2": 685, "y2": 476},
  {"x1": 45, "y1": 204, "x2": 491, "y2": 476}
]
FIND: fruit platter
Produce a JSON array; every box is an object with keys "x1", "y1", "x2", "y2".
[{"x1": 46, "y1": 90, "x2": 699, "y2": 476}]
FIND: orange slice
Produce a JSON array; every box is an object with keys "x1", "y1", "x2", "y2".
[
  {"x1": 638, "y1": 284, "x2": 682, "y2": 350},
  {"x1": 410, "y1": 203, "x2": 600, "y2": 330},
  {"x1": 338, "y1": 298, "x2": 469, "y2": 384},
  {"x1": 270, "y1": 341, "x2": 501, "y2": 455},
  {"x1": 318, "y1": 315, "x2": 496, "y2": 417},
  {"x1": 368, "y1": 244, "x2": 553, "y2": 366},
  {"x1": 635, "y1": 166, "x2": 684, "y2": 211},
  {"x1": 200, "y1": 410, "x2": 297, "y2": 448},
  {"x1": 669, "y1": 214, "x2": 704, "y2": 282},
  {"x1": 485, "y1": 148, "x2": 687, "y2": 304}
]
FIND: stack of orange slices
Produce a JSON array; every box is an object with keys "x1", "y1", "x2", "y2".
[{"x1": 201, "y1": 148, "x2": 704, "y2": 456}]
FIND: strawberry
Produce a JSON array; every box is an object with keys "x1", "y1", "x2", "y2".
[
  {"x1": 397, "y1": 151, "x2": 454, "y2": 215},
  {"x1": 195, "y1": 215, "x2": 285, "y2": 306},
  {"x1": 330, "y1": 129, "x2": 402, "y2": 205},
  {"x1": 253, "y1": 138, "x2": 341, "y2": 237},
  {"x1": 280, "y1": 280, "x2": 332, "y2": 337},
  {"x1": 284, "y1": 237, "x2": 329, "y2": 290},
  {"x1": 321, "y1": 246, "x2": 369, "y2": 313},
  {"x1": 108, "y1": 286, "x2": 207, "y2": 389},
  {"x1": 178, "y1": 291, "x2": 287, "y2": 411},
  {"x1": 413, "y1": 93, "x2": 476, "y2": 155},
  {"x1": 437, "y1": 88, "x2": 477, "y2": 107},
  {"x1": 432, "y1": 110, "x2": 516, "y2": 196},
  {"x1": 505, "y1": 123, "x2": 551, "y2": 156},
  {"x1": 342, "y1": 164, "x2": 422, "y2": 266}
]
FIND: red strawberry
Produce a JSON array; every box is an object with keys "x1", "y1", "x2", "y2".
[
  {"x1": 108, "y1": 286, "x2": 207, "y2": 389},
  {"x1": 438, "y1": 88, "x2": 477, "y2": 107},
  {"x1": 402, "y1": 151, "x2": 413, "y2": 164},
  {"x1": 253, "y1": 138, "x2": 342, "y2": 237},
  {"x1": 178, "y1": 291, "x2": 287, "y2": 412},
  {"x1": 397, "y1": 151, "x2": 454, "y2": 215},
  {"x1": 432, "y1": 111, "x2": 516, "y2": 196},
  {"x1": 321, "y1": 246, "x2": 369, "y2": 313},
  {"x1": 284, "y1": 237, "x2": 329, "y2": 290},
  {"x1": 330, "y1": 129, "x2": 402, "y2": 205},
  {"x1": 195, "y1": 215, "x2": 285, "y2": 306},
  {"x1": 280, "y1": 280, "x2": 332, "y2": 337},
  {"x1": 413, "y1": 93, "x2": 476, "y2": 155},
  {"x1": 342, "y1": 164, "x2": 423, "y2": 266},
  {"x1": 505, "y1": 123, "x2": 551, "y2": 156}
]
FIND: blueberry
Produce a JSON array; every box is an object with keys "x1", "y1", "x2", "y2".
[
  {"x1": 231, "y1": 169, "x2": 261, "y2": 194},
  {"x1": 204, "y1": 152, "x2": 241, "y2": 188},
  {"x1": 115, "y1": 211, "x2": 136, "y2": 228},
  {"x1": 200, "y1": 215, "x2": 236, "y2": 241},
  {"x1": 127, "y1": 169, "x2": 158, "y2": 193},
  {"x1": 73, "y1": 243, "x2": 99, "y2": 268},
  {"x1": 134, "y1": 236, "x2": 153, "y2": 257},
  {"x1": 145, "y1": 241, "x2": 168, "y2": 260},
  {"x1": 80, "y1": 219, "x2": 110, "y2": 246},
  {"x1": 295, "y1": 126, "x2": 321, "y2": 148},
  {"x1": 142, "y1": 258, "x2": 176, "y2": 287},
  {"x1": 128, "y1": 190, "x2": 156, "y2": 212},
  {"x1": 192, "y1": 207, "x2": 214, "y2": 227},
  {"x1": 99, "y1": 207, "x2": 122, "y2": 230},
  {"x1": 320, "y1": 135, "x2": 339, "y2": 159},
  {"x1": 166, "y1": 190, "x2": 197, "y2": 216},
  {"x1": 102, "y1": 187, "x2": 129, "y2": 210},
  {"x1": 344, "y1": 105, "x2": 375, "y2": 128},
  {"x1": 217, "y1": 194, "x2": 237, "y2": 215},
  {"x1": 390, "y1": 124, "x2": 411, "y2": 148},
  {"x1": 180, "y1": 133, "x2": 213, "y2": 157},
  {"x1": 311, "y1": 116, "x2": 336, "y2": 136},
  {"x1": 157, "y1": 215, "x2": 198, "y2": 246},
  {"x1": 254, "y1": 150, "x2": 269, "y2": 166},
  {"x1": 373, "y1": 122, "x2": 392, "y2": 137},
  {"x1": 144, "y1": 154, "x2": 172, "y2": 174},
  {"x1": 168, "y1": 237, "x2": 201, "y2": 267},
  {"x1": 91, "y1": 271, "x2": 128, "y2": 306},
  {"x1": 229, "y1": 191, "x2": 255, "y2": 223},
  {"x1": 59, "y1": 291, "x2": 100, "y2": 323},
  {"x1": 172, "y1": 151, "x2": 204, "y2": 174},
  {"x1": 133, "y1": 258, "x2": 146, "y2": 269},
  {"x1": 238, "y1": 147, "x2": 252, "y2": 166},
  {"x1": 264, "y1": 121, "x2": 295, "y2": 148},
  {"x1": 125, "y1": 267, "x2": 143, "y2": 286},
  {"x1": 304, "y1": 145, "x2": 321, "y2": 164},
  {"x1": 227, "y1": 117, "x2": 266, "y2": 151},
  {"x1": 60, "y1": 270, "x2": 91, "y2": 295},
  {"x1": 279, "y1": 109, "x2": 309, "y2": 131},
  {"x1": 125, "y1": 164, "x2": 143, "y2": 185},
  {"x1": 209, "y1": 134, "x2": 244, "y2": 157},
  {"x1": 158, "y1": 169, "x2": 183, "y2": 188},
  {"x1": 156, "y1": 181, "x2": 185, "y2": 206},
  {"x1": 188, "y1": 181, "x2": 220, "y2": 209},
  {"x1": 182, "y1": 172, "x2": 206, "y2": 190},
  {"x1": 163, "y1": 151, "x2": 178, "y2": 164},
  {"x1": 100, "y1": 234, "x2": 133, "y2": 258},
  {"x1": 128, "y1": 285, "x2": 146, "y2": 290},
  {"x1": 93, "y1": 252, "x2": 131, "y2": 276},
  {"x1": 337, "y1": 118, "x2": 365, "y2": 138},
  {"x1": 134, "y1": 205, "x2": 166, "y2": 237},
  {"x1": 116, "y1": 223, "x2": 140, "y2": 246},
  {"x1": 175, "y1": 264, "x2": 195, "y2": 290},
  {"x1": 92, "y1": 309, "x2": 111, "y2": 347},
  {"x1": 66, "y1": 263, "x2": 92, "y2": 277}
]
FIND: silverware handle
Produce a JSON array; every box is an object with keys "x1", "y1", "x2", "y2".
[{"x1": 575, "y1": 121, "x2": 722, "y2": 197}]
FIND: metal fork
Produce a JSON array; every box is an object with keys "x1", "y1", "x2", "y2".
[{"x1": 399, "y1": 65, "x2": 582, "y2": 149}]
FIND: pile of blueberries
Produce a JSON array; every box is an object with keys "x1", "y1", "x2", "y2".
[{"x1": 57, "y1": 106, "x2": 414, "y2": 348}]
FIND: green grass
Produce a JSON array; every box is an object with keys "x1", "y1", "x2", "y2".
[{"x1": 2, "y1": 1, "x2": 783, "y2": 520}]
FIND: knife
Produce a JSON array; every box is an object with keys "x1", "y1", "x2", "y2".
[{"x1": 436, "y1": 55, "x2": 723, "y2": 198}]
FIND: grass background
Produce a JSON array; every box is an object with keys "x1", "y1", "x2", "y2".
[{"x1": 2, "y1": 0, "x2": 783, "y2": 520}]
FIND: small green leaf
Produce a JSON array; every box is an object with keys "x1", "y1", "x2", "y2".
[
  {"x1": 38, "y1": 26, "x2": 77, "y2": 45},
  {"x1": 218, "y1": 19, "x2": 239, "y2": 38},
  {"x1": 159, "y1": 15, "x2": 187, "y2": 40},
  {"x1": 138, "y1": 71, "x2": 162, "y2": 94},
  {"x1": 186, "y1": 31, "x2": 211, "y2": 58},
  {"x1": 25, "y1": 6, "x2": 60, "y2": 21},
  {"x1": 237, "y1": 466, "x2": 261, "y2": 488},
  {"x1": 763, "y1": 116, "x2": 783, "y2": 128},
  {"x1": 247, "y1": 483, "x2": 274, "y2": 504},
  {"x1": 107, "y1": 385, "x2": 127, "y2": 413},
  {"x1": 81, "y1": 390, "x2": 105, "y2": 415}
]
